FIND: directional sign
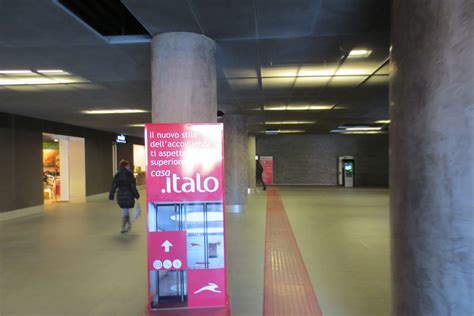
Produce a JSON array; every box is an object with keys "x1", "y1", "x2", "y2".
[
  {"x1": 161, "y1": 240, "x2": 173, "y2": 252},
  {"x1": 147, "y1": 231, "x2": 187, "y2": 271}
]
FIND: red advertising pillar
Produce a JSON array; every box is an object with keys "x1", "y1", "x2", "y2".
[
  {"x1": 260, "y1": 156, "x2": 273, "y2": 185},
  {"x1": 145, "y1": 123, "x2": 229, "y2": 312}
]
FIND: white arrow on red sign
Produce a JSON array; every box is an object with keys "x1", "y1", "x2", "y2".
[{"x1": 161, "y1": 240, "x2": 173, "y2": 252}]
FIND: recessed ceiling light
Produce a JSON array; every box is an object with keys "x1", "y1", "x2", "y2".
[
  {"x1": 264, "y1": 105, "x2": 286, "y2": 111},
  {"x1": 37, "y1": 70, "x2": 65, "y2": 74},
  {"x1": 82, "y1": 109, "x2": 148, "y2": 114},
  {"x1": 330, "y1": 129, "x2": 386, "y2": 134},
  {"x1": 298, "y1": 69, "x2": 335, "y2": 77},
  {"x1": 309, "y1": 105, "x2": 333, "y2": 110},
  {"x1": 0, "y1": 70, "x2": 33, "y2": 74},
  {"x1": 265, "y1": 129, "x2": 280, "y2": 135},
  {"x1": 265, "y1": 121, "x2": 315, "y2": 125},
  {"x1": 348, "y1": 49, "x2": 372, "y2": 58},
  {"x1": 0, "y1": 78, "x2": 57, "y2": 86},
  {"x1": 53, "y1": 139, "x2": 59, "y2": 142},
  {"x1": 344, "y1": 126, "x2": 382, "y2": 131},
  {"x1": 286, "y1": 105, "x2": 310, "y2": 110},
  {"x1": 279, "y1": 129, "x2": 305, "y2": 133},
  {"x1": 128, "y1": 123, "x2": 145, "y2": 127},
  {"x1": 375, "y1": 120, "x2": 390, "y2": 124},
  {"x1": 335, "y1": 69, "x2": 370, "y2": 76}
]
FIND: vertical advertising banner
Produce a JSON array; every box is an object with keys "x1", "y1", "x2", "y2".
[
  {"x1": 145, "y1": 123, "x2": 228, "y2": 311},
  {"x1": 260, "y1": 156, "x2": 273, "y2": 185}
]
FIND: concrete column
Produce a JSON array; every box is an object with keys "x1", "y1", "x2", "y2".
[
  {"x1": 247, "y1": 136, "x2": 256, "y2": 193},
  {"x1": 224, "y1": 115, "x2": 248, "y2": 211},
  {"x1": 390, "y1": 1, "x2": 474, "y2": 315},
  {"x1": 151, "y1": 32, "x2": 216, "y2": 123}
]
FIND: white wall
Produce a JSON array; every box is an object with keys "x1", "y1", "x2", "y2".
[
  {"x1": 133, "y1": 144, "x2": 146, "y2": 172},
  {"x1": 59, "y1": 139, "x2": 70, "y2": 201},
  {"x1": 68, "y1": 136, "x2": 86, "y2": 202}
]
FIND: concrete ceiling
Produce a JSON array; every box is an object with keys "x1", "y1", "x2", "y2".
[{"x1": 0, "y1": 0, "x2": 390, "y2": 137}]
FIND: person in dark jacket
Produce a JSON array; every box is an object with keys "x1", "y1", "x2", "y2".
[
  {"x1": 256, "y1": 159, "x2": 266, "y2": 190},
  {"x1": 109, "y1": 159, "x2": 140, "y2": 233}
]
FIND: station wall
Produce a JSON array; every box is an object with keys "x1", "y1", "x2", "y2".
[{"x1": 257, "y1": 134, "x2": 389, "y2": 187}]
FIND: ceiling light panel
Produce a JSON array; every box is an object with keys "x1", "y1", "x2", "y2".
[
  {"x1": 262, "y1": 77, "x2": 295, "y2": 89},
  {"x1": 82, "y1": 109, "x2": 148, "y2": 114},
  {"x1": 328, "y1": 76, "x2": 367, "y2": 87},
  {"x1": 338, "y1": 126, "x2": 382, "y2": 131},
  {"x1": 294, "y1": 77, "x2": 330, "y2": 88},
  {"x1": 264, "y1": 105, "x2": 287, "y2": 111},
  {"x1": 330, "y1": 129, "x2": 386, "y2": 134},
  {"x1": 0, "y1": 70, "x2": 33, "y2": 74},
  {"x1": 286, "y1": 105, "x2": 310, "y2": 110},
  {"x1": 265, "y1": 121, "x2": 315, "y2": 125},
  {"x1": 309, "y1": 105, "x2": 334, "y2": 110},
  {"x1": 263, "y1": 104, "x2": 333, "y2": 111},
  {"x1": 335, "y1": 68, "x2": 372, "y2": 76},
  {"x1": 348, "y1": 49, "x2": 372, "y2": 58},
  {"x1": 279, "y1": 129, "x2": 305, "y2": 133},
  {"x1": 37, "y1": 70, "x2": 65, "y2": 74},
  {"x1": 0, "y1": 69, "x2": 88, "y2": 86},
  {"x1": 261, "y1": 66, "x2": 298, "y2": 78},
  {"x1": 298, "y1": 65, "x2": 336, "y2": 77}
]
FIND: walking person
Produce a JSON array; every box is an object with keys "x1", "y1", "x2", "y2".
[
  {"x1": 256, "y1": 159, "x2": 267, "y2": 190},
  {"x1": 109, "y1": 159, "x2": 140, "y2": 233}
]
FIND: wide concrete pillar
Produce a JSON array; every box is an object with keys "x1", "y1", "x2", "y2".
[
  {"x1": 390, "y1": 1, "x2": 474, "y2": 315},
  {"x1": 247, "y1": 136, "x2": 256, "y2": 193},
  {"x1": 151, "y1": 32, "x2": 216, "y2": 122},
  {"x1": 224, "y1": 115, "x2": 248, "y2": 211}
]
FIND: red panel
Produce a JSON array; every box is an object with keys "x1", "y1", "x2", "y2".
[
  {"x1": 147, "y1": 231, "x2": 187, "y2": 271},
  {"x1": 187, "y1": 268, "x2": 227, "y2": 307},
  {"x1": 145, "y1": 123, "x2": 228, "y2": 312},
  {"x1": 260, "y1": 156, "x2": 273, "y2": 185},
  {"x1": 263, "y1": 188, "x2": 322, "y2": 316},
  {"x1": 145, "y1": 124, "x2": 224, "y2": 203}
]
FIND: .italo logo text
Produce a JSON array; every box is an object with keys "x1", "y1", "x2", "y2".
[{"x1": 161, "y1": 173, "x2": 219, "y2": 193}]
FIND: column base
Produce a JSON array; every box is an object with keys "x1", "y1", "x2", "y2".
[{"x1": 226, "y1": 204, "x2": 246, "y2": 213}]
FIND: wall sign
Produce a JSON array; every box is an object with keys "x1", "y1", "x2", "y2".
[
  {"x1": 145, "y1": 123, "x2": 228, "y2": 311},
  {"x1": 116, "y1": 134, "x2": 127, "y2": 144}
]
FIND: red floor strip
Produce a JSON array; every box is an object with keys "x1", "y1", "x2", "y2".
[{"x1": 263, "y1": 188, "x2": 323, "y2": 316}]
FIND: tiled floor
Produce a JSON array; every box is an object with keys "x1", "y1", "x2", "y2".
[{"x1": 0, "y1": 187, "x2": 390, "y2": 316}]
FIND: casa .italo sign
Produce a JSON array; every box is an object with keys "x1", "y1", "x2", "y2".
[{"x1": 144, "y1": 123, "x2": 229, "y2": 311}]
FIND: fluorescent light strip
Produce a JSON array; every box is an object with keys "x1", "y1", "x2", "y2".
[
  {"x1": 0, "y1": 70, "x2": 33, "y2": 74},
  {"x1": 287, "y1": 105, "x2": 309, "y2": 110},
  {"x1": 265, "y1": 130, "x2": 280, "y2": 135},
  {"x1": 82, "y1": 109, "x2": 148, "y2": 114},
  {"x1": 375, "y1": 120, "x2": 390, "y2": 124},
  {"x1": 264, "y1": 105, "x2": 333, "y2": 111},
  {"x1": 310, "y1": 105, "x2": 333, "y2": 110},
  {"x1": 37, "y1": 70, "x2": 65, "y2": 74},
  {"x1": 265, "y1": 121, "x2": 315, "y2": 125},
  {"x1": 344, "y1": 127, "x2": 382, "y2": 131},
  {"x1": 128, "y1": 124, "x2": 146, "y2": 127},
  {"x1": 330, "y1": 129, "x2": 386, "y2": 134},
  {"x1": 279, "y1": 130, "x2": 305, "y2": 133},
  {"x1": 348, "y1": 49, "x2": 372, "y2": 58},
  {"x1": 0, "y1": 78, "x2": 57, "y2": 86}
]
